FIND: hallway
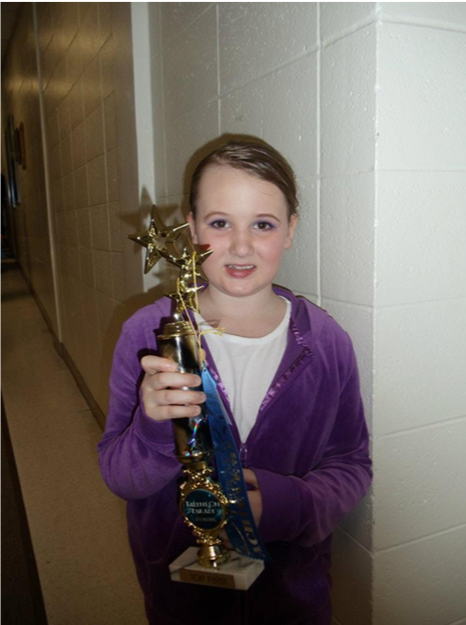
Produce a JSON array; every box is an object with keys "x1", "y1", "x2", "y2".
[{"x1": 1, "y1": 264, "x2": 146, "y2": 624}]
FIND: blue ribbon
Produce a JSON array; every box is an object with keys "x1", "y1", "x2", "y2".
[{"x1": 201, "y1": 364, "x2": 269, "y2": 561}]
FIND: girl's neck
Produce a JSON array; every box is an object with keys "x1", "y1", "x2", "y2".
[{"x1": 197, "y1": 287, "x2": 287, "y2": 338}]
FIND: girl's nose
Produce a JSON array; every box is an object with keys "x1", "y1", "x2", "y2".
[{"x1": 229, "y1": 228, "x2": 253, "y2": 257}]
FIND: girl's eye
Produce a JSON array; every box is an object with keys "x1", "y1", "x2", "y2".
[
  {"x1": 254, "y1": 221, "x2": 275, "y2": 231},
  {"x1": 209, "y1": 219, "x2": 230, "y2": 229}
]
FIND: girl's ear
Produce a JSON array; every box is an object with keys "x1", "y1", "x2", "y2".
[
  {"x1": 187, "y1": 212, "x2": 199, "y2": 244},
  {"x1": 284, "y1": 214, "x2": 298, "y2": 249}
]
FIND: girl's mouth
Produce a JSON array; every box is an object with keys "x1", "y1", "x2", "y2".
[{"x1": 225, "y1": 264, "x2": 256, "y2": 278}]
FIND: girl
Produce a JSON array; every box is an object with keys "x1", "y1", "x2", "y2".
[{"x1": 98, "y1": 140, "x2": 372, "y2": 624}]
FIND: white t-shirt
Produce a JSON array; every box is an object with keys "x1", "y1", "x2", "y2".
[{"x1": 199, "y1": 299, "x2": 291, "y2": 443}]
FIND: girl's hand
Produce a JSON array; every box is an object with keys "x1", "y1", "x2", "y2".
[{"x1": 140, "y1": 355, "x2": 206, "y2": 422}]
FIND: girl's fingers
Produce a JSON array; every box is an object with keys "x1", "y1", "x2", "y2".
[
  {"x1": 156, "y1": 404, "x2": 203, "y2": 420},
  {"x1": 243, "y1": 468, "x2": 259, "y2": 490},
  {"x1": 140, "y1": 356, "x2": 206, "y2": 422},
  {"x1": 155, "y1": 388, "x2": 206, "y2": 406},
  {"x1": 146, "y1": 371, "x2": 202, "y2": 391},
  {"x1": 247, "y1": 489, "x2": 263, "y2": 526},
  {"x1": 140, "y1": 355, "x2": 178, "y2": 375}
]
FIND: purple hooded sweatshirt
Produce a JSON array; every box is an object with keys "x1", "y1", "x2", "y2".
[{"x1": 98, "y1": 286, "x2": 372, "y2": 624}]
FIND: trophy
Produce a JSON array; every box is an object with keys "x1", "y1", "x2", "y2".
[{"x1": 129, "y1": 207, "x2": 268, "y2": 590}]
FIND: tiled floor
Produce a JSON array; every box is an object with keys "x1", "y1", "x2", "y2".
[{"x1": 1, "y1": 265, "x2": 146, "y2": 625}]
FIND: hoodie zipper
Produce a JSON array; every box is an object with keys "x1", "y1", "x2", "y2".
[{"x1": 239, "y1": 443, "x2": 248, "y2": 468}]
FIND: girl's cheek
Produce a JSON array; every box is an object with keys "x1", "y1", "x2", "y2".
[
  {"x1": 195, "y1": 228, "x2": 209, "y2": 244},
  {"x1": 200, "y1": 229, "x2": 223, "y2": 245}
]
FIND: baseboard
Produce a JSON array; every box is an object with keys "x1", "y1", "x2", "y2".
[{"x1": 60, "y1": 346, "x2": 106, "y2": 431}]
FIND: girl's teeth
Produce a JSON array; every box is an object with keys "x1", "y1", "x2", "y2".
[{"x1": 229, "y1": 265, "x2": 254, "y2": 270}]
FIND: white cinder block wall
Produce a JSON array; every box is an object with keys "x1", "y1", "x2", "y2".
[
  {"x1": 372, "y1": 4, "x2": 466, "y2": 625},
  {"x1": 144, "y1": 3, "x2": 466, "y2": 624},
  {"x1": 319, "y1": 5, "x2": 378, "y2": 623}
]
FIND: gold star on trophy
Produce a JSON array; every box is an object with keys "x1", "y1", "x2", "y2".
[
  {"x1": 128, "y1": 205, "x2": 212, "y2": 313},
  {"x1": 128, "y1": 205, "x2": 189, "y2": 273}
]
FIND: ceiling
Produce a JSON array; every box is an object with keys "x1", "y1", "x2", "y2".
[{"x1": 1, "y1": 2, "x2": 23, "y2": 65}]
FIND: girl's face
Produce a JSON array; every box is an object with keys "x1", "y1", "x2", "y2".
[{"x1": 188, "y1": 165, "x2": 297, "y2": 301}]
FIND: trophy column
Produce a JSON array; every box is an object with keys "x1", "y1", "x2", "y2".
[{"x1": 158, "y1": 314, "x2": 231, "y2": 568}]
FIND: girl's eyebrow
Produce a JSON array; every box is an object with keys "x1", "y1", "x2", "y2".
[
  {"x1": 203, "y1": 211, "x2": 282, "y2": 223},
  {"x1": 203, "y1": 211, "x2": 229, "y2": 220},
  {"x1": 255, "y1": 213, "x2": 282, "y2": 222}
]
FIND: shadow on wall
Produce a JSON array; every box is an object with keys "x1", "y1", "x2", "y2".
[{"x1": 96, "y1": 188, "x2": 183, "y2": 421}]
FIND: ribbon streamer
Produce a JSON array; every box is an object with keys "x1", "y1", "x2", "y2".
[{"x1": 201, "y1": 365, "x2": 269, "y2": 561}]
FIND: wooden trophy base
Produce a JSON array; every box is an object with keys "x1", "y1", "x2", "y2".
[{"x1": 169, "y1": 546, "x2": 264, "y2": 591}]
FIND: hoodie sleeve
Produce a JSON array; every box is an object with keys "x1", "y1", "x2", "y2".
[
  {"x1": 98, "y1": 308, "x2": 181, "y2": 501},
  {"x1": 253, "y1": 336, "x2": 372, "y2": 547}
]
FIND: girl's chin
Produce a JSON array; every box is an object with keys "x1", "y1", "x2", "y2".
[{"x1": 206, "y1": 280, "x2": 273, "y2": 300}]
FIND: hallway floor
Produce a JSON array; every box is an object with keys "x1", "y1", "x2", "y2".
[{"x1": 1, "y1": 265, "x2": 146, "y2": 624}]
